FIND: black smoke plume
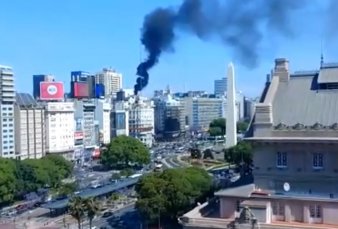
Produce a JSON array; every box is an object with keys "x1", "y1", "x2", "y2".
[{"x1": 134, "y1": 0, "x2": 305, "y2": 94}]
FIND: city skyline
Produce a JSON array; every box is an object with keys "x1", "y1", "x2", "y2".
[{"x1": 1, "y1": 0, "x2": 338, "y2": 98}]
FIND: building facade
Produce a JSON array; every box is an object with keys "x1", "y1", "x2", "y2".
[
  {"x1": 0, "y1": 65, "x2": 16, "y2": 158},
  {"x1": 129, "y1": 97, "x2": 154, "y2": 147},
  {"x1": 111, "y1": 100, "x2": 129, "y2": 137},
  {"x1": 154, "y1": 92, "x2": 185, "y2": 138},
  {"x1": 32, "y1": 74, "x2": 54, "y2": 99},
  {"x1": 15, "y1": 93, "x2": 46, "y2": 160},
  {"x1": 183, "y1": 96, "x2": 225, "y2": 131},
  {"x1": 214, "y1": 77, "x2": 227, "y2": 96},
  {"x1": 95, "y1": 68, "x2": 122, "y2": 98},
  {"x1": 74, "y1": 99, "x2": 97, "y2": 159},
  {"x1": 94, "y1": 99, "x2": 111, "y2": 145},
  {"x1": 45, "y1": 102, "x2": 74, "y2": 159},
  {"x1": 180, "y1": 58, "x2": 338, "y2": 229}
]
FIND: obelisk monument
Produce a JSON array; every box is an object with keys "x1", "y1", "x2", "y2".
[{"x1": 225, "y1": 62, "x2": 237, "y2": 148}]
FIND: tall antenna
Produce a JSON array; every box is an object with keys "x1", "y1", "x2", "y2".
[{"x1": 320, "y1": 37, "x2": 324, "y2": 68}]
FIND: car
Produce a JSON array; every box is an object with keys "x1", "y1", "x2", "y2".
[{"x1": 102, "y1": 211, "x2": 113, "y2": 218}]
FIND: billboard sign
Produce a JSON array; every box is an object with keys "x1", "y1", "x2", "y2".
[
  {"x1": 115, "y1": 112, "x2": 126, "y2": 130},
  {"x1": 74, "y1": 82, "x2": 89, "y2": 98},
  {"x1": 95, "y1": 84, "x2": 105, "y2": 98},
  {"x1": 74, "y1": 131, "x2": 84, "y2": 139},
  {"x1": 40, "y1": 82, "x2": 64, "y2": 100}
]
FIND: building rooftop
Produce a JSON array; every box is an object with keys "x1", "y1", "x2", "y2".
[
  {"x1": 272, "y1": 73, "x2": 338, "y2": 126},
  {"x1": 16, "y1": 93, "x2": 40, "y2": 108}
]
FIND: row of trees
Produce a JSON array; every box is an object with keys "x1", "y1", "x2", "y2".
[
  {"x1": 135, "y1": 167, "x2": 213, "y2": 227},
  {"x1": 209, "y1": 118, "x2": 249, "y2": 136},
  {"x1": 101, "y1": 135, "x2": 150, "y2": 169},
  {"x1": 0, "y1": 154, "x2": 73, "y2": 206},
  {"x1": 223, "y1": 141, "x2": 252, "y2": 166},
  {"x1": 69, "y1": 196, "x2": 100, "y2": 229}
]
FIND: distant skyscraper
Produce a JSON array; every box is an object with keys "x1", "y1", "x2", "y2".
[
  {"x1": 95, "y1": 68, "x2": 122, "y2": 98},
  {"x1": 0, "y1": 65, "x2": 16, "y2": 158},
  {"x1": 33, "y1": 74, "x2": 54, "y2": 99},
  {"x1": 214, "y1": 77, "x2": 227, "y2": 96}
]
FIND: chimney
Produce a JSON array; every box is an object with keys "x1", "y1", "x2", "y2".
[{"x1": 274, "y1": 58, "x2": 290, "y2": 82}]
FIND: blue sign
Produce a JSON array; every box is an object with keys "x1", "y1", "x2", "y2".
[{"x1": 95, "y1": 84, "x2": 105, "y2": 98}]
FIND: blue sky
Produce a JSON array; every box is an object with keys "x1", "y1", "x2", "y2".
[{"x1": 0, "y1": 0, "x2": 337, "y2": 98}]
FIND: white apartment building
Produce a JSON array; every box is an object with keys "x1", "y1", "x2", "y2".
[
  {"x1": 94, "y1": 99, "x2": 111, "y2": 145},
  {"x1": 45, "y1": 102, "x2": 74, "y2": 159},
  {"x1": 0, "y1": 65, "x2": 16, "y2": 158},
  {"x1": 95, "y1": 68, "x2": 122, "y2": 98},
  {"x1": 183, "y1": 96, "x2": 225, "y2": 131},
  {"x1": 214, "y1": 77, "x2": 227, "y2": 96},
  {"x1": 74, "y1": 100, "x2": 97, "y2": 159},
  {"x1": 128, "y1": 97, "x2": 154, "y2": 147},
  {"x1": 15, "y1": 93, "x2": 46, "y2": 160}
]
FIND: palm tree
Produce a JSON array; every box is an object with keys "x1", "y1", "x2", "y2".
[
  {"x1": 84, "y1": 197, "x2": 100, "y2": 229},
  {"x1": 69, "y1": 196, "x2": 85, "y2": 229}
]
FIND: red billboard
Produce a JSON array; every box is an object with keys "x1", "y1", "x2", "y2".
[
  {"x1": 40, "y1": 82, "x2": 64, "y2": 100},
  {"x1": 74, "y1": 82, "x2": 89, "y2": 98},
  {"x1": 74, "y1": 131, "x2": 84, "y2": 139}
]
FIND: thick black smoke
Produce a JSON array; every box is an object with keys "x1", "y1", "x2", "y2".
[{"x1": 134, "y1": 0, "x2": 305, "y2": 94}]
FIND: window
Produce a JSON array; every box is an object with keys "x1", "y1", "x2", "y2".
[
  {"x1": 272, "y1": 202, "x2": 285, "y2": 216},
  {"x1": 277, "y1": 152, "x2": 287, "y2": 167},
  {"x1": 309, "y1": 205, "x2": 322, "y2": 218},
  {"x1": 313, "y1": 153, "x2": 323, "y2": 169},
  {"x1": 236, "y1": 200, "x2": 241, "y2": 212}
]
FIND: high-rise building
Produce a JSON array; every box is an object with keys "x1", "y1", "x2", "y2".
[
  {"x1": 0, "y1": 65, "x2": 16, "y2": 158},
  {"x1": 94, "y1": 99, "x2": 111, "y2": 145},
  {"x1": 183, "y1": 96, "x2": 225, "y2": 131},
  {"x1": 214, "y1": 77, "x2": 227, "y2": 96},
  {"x1": 74, "y1": 100, "x2": 97, "y2": 159},
  {"x1": 111, "y1": 100, "x2": 129, "y2": 137},
  {"x1": 45, "y1": 102, "x2": 74, "y2": 159},
  {"x1": 33, "y1": 74, "x2": 54, "y2": 99},
  {"x1": 154, "y1": 89, "x2": 185, "y2": 138},
  {"x1": 15, "y1": 93, "x2": 46, "y2": 159},
  {"x1": 129, "y1": 97, "x2": 154, "y2": 147},
  {"x1": 95, "y1": 68, "x2": 122, "y2": 98}
]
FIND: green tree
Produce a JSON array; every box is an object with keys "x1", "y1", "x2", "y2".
[
  {"x1": 84, "y1": 198, "x2": 100, "y2": 229},
  {"x1": 209, "y1": 118, "x2": 226, "y2": 136},
  {"x1": 208, "y1": 127, "x2": 223, "y2": 136},
  {"x1": 0, "y1": 159, "x2": 17, "y2": 206},
  {"x1": 237, "y1": 121, "x2": 249, "y2": 133},
  {"x1": 135, "y1": 167, "x2": 212, "y2": 225},
  {"x1": 111, "y1": 173, "x2": 121, "y2": 180},
  {"x1": 58, "y1": 182, "x2": 77, "y2": 197},
  {"x1": 69, "y1": 196, "x2": 86, "y2": 229},
  {"x1": 44, "y1": 154, "x2": 73, "y2": 178},
  {"x1": 120, "y1": 168, "x2": 134, "y2": 177},
  {"x1": 101, "y1": 135, "x2": 150, "y2": 168},
  {"x1": 224, "y1": 141, "x2": 252, "y2": 165}
]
